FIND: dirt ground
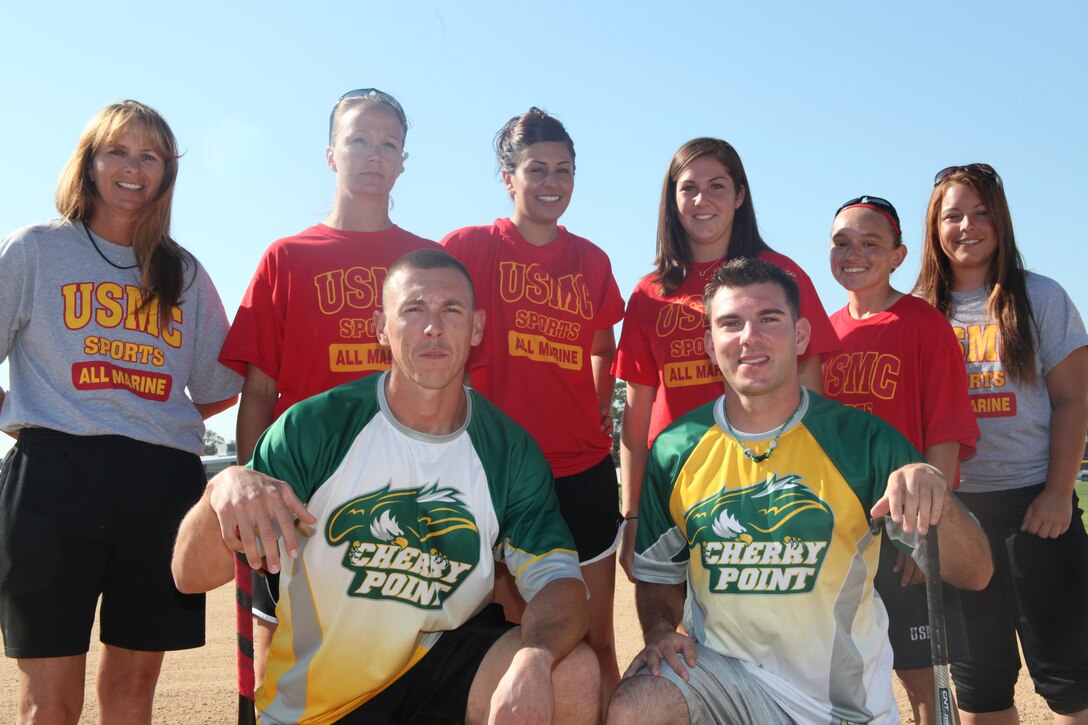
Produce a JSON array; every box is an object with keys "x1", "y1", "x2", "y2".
[{"x1": 0, "y1": 570, "x2": 1052, "y2": 723}]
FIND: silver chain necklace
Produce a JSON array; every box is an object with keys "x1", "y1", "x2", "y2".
[{"x1": 693, "y1": 259, "x2": 722, "y2": 278}]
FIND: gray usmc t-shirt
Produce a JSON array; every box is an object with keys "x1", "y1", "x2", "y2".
[
  {"x1": 950, "y1": 273, "x2": 1087, "y2": 493},
  {"x1": 0, "y1": 220, "x2": 242, "y2": 455}
]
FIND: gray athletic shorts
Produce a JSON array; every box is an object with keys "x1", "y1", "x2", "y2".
[{"x1": 640, "y1": 642, "x2": 794, "y2": 725}]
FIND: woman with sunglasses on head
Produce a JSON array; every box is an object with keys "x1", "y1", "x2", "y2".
[
  {"x1": 612, "y1": 137, "x2": 839, "y2": 579},
  {"x1": 442, "y1": 107, "x2": 626, "y2": 701},
  {"x1": 824, "y1": 195, "x2": 979, "y2": 725},
  {"x1": 219, "y1": 88, "x2": 440, "y2": 688},
  {"x1": 916, "y1": 164, "x2": 1088, "y2": 724},
  {"x1": 0, "y1": 100, "x2": 241, "y2": 722}
]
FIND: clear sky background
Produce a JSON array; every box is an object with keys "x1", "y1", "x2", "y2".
[{"x1": 2, "y1": 1, "x2": 1085, "y2": 456}]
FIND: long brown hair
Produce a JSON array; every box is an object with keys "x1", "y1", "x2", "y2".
[
  {"x1": 56, "y1": 100, "x2": 192, "y2": 310},
  {"x1": 914, "y1": 165, "x2": 1038, "y2": 384},
  {"x1": 653, "y1": 138, "x2": 770, "y2": 295}
]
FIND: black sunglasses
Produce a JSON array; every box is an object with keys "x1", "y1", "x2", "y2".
[
  {"x1": 835, "y1": 195, "x2": 901, "y2": 235},
  {"x1": 329, "y1": 88, "x2": 407, "y2": 141},
  {"x1": 933, "y1": 163, "x2": 1001, "y2": 187}
]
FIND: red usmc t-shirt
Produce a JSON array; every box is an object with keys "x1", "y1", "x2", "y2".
[
  {"x1": 443, "y1": 218, "x2": 625, "y2": 477},
  {"x1": 824, "y1": 294, "x2": 979, "y2": 487},
  {"x1": 613, "y1": 250, "x2": 839, "y2": 447},
  {"x1": 220, "y1": 223, "x2": 439, "y2": 420}
]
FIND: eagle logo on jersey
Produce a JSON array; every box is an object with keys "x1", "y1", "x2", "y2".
[
  {"x1": 326, "y1": 482, "x2": 480, "y2": 609},
  {"x1": 684, "y1": 473, "x2": 834, "y2": 594}
]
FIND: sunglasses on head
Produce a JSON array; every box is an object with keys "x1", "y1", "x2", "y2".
[
  {"x1": 329, "y1": 88, "x2": 407, "y2": 140},
  {"x1": 835, "y1": 195, "x2": 902, "y2": 236},
  {"x1": 933, "y1": 163, "x2": 1001, "y2": 187}
]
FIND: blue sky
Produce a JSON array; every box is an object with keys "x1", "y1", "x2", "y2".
[{"x1": 2, "y1": 1, "x2": 1085, "y2": 454}]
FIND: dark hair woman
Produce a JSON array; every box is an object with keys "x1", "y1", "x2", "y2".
[
  {"x1": 824, "y1": 194, "x2": 979, "y2": 722},
  {"x1": 612, "y1": 137, "x2": 838, "y2": 580},
  {"x1": 442, "y1": 107, "x2": 626, "y2": 704}
]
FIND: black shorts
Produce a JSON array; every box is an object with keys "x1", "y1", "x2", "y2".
[
  {"x1": 951, "y1": 484, "x2": 1088, "y2": 715},
  {"x1": 335, "y1": 603, "x2": 515, "y2": 724},
  {"x1": 0, "y1": 429, "x2": 206, "y2": 658},
  {"x1": 554, "y1": 454, "x2": 622, "y2": 564},
  {"x1": 874, "y1": 526, "x2": 969, "y2": 670}
]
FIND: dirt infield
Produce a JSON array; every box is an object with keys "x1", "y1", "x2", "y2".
[{"x1": 1, "y1": 570, "x2": 1050, "y2": 723}]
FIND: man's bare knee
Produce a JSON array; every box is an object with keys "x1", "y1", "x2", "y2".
[
  {"x1": 607, "y1": 674, "x2": 689, "y2": 725},
  {"x1": 553, "y1": 642, "x2": 601, "y2": 725}
]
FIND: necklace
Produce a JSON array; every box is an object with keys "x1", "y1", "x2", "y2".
[
  {"x1": 720, "y1": 390, "x2": 806, "y2": 463},
  {"x1": 83, "y1": 222, "x2": 138, "y2": 271},
  {"x1": 692, "y1": 259, "x2": 722, "y2": 278}
]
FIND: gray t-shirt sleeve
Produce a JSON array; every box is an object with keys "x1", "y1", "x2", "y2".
[
  {"x1": 1031, "y1": 273, "x2": 1088, "y2": 376},
  {"x1": 184, "y1": 260, "x2": 243, "y2": 404},
  {"x1": 0, "y1": 226, "x2": 34, "y2": 363},
  {"x1": 954, "y1": 273, "x2": 1088, "y2": 492}
]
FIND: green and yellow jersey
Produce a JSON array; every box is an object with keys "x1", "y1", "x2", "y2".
[
  {"x1": 634, "y1": 389, "x2": 922, "y2": 724},
  {"x1": 250, "y1": 372, "x2": 581, "y2": 725}
]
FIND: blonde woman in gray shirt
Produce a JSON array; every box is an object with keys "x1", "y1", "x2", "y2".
[{"x1": 0, "y1": 100, "x2": 241, "y2": 724}]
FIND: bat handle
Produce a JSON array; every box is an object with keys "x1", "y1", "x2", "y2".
[{"x1": 923, "y1": 528, "x2": 959, "y2": 725}]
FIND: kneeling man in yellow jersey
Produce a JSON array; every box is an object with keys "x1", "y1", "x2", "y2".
[{"x1": 607, "y1": 257, "x2": 991, "y2": 725}]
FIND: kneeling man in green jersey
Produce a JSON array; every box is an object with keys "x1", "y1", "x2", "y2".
[{"x1": 173, "y1": 249, "x2": 598, "y2": 725}]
